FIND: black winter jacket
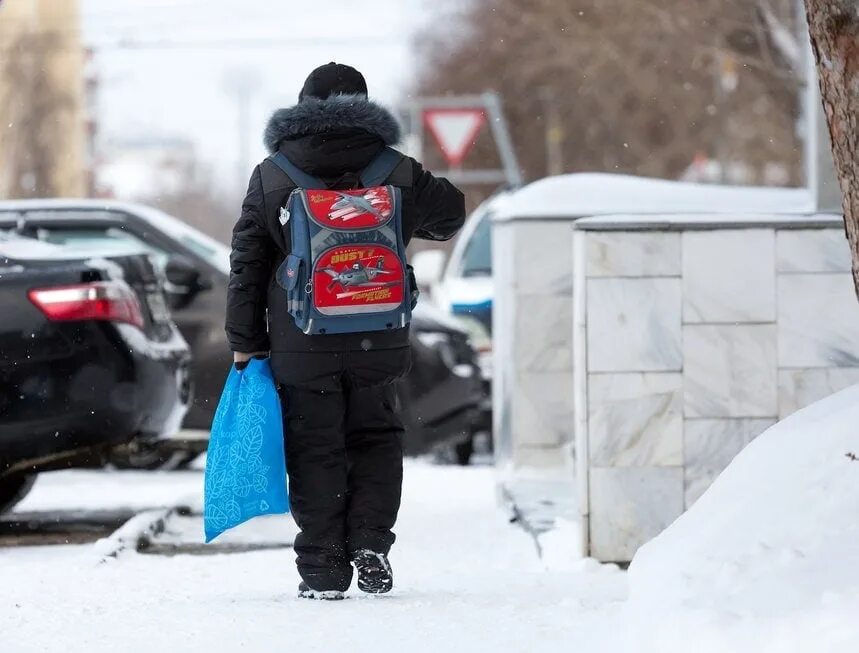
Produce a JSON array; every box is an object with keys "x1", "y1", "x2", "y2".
[{"x1": 225, "y1": 95, "x2": 466, "y2": 382}]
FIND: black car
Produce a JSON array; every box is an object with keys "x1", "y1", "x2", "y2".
[
  {"x1": 0, "y1": 200, "x2": 488, "y2": 462},
  {"x1": 0, "y1": 233, "x2": 191, "y2": 512},
  {"x1": 401, "y1": 301, "x2": 489, "y2": 462},
  {"x1": 0, "y1": 200, "x2": 230, "y2": 433}
]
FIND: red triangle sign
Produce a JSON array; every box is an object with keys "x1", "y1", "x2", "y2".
[{"x1": 423, "y1": 109, "x2": 486, "y2": 167}]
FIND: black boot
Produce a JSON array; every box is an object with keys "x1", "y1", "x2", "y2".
[
  {"x1": 352, "y1": 550, "x2": 393, "y2": 594},
  {"x1": 297, "y1": 582, "x2": 345, "y2": 601}
]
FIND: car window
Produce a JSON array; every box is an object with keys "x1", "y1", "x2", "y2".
[
  {"x1": 133, "y1": 205, "x2": 231, "y2": 274},
  {"x1": 32, "y1": 226, "x2": 170, "y2": 268},
  {"x1": 459, "y1": 213, "x2": 492, "y2": 277},
  {"x1": 175, "y1": 233, "x2": 220, "y2": 264}
]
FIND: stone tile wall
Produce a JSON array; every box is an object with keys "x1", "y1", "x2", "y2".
[
  {"x1": 492, "y1": 220, "x2": 576, "y2": 473},
  {"x1": 574, "y1": 225, "x2": 859, "y2": 561}
]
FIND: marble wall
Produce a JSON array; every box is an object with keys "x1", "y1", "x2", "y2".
[
  {"x1": 493, "y1": 214, "x2": 859, "y2": 562},
  {"x1": 491, "y1": 220, "x2": 577, "y2": 473},
  {"x1": 573, "y1": 223, "x2": 859, "y2": 562}
]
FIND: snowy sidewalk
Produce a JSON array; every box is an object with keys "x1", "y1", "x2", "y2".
[{"x1": 1, "y1": 463, "x2": 626, "y2": 653}]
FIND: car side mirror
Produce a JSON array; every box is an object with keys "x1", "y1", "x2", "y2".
[
  {"x1": 165, "y1": 256, "x2": 210, "y2": 309},
  {"x1": 412, "y1": 249, "x2": 446, "y2": 288}
]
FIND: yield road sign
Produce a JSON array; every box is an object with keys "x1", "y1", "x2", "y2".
[{"x1": 423, "y1": 108, "x2": 486, "y2": 167}]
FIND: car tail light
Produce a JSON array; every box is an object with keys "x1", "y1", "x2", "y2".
[{"x1": 28, "y1": 281, "x2": 145, "y2": 330}]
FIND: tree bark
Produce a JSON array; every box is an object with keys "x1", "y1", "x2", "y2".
[{"x1": 804, "y1": 0, "x2": 859, "y2": 297}]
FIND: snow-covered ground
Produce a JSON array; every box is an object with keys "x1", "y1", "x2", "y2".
[
  {"x1": 1, "y1": 463, "x2": 626, "y2": 653},
  {"x1": 6, "y1": 384, "x2": 857, "y2": 652},
  {"x1": 13, "y1": 469, "x2": 203, "y2": 513},
  {"x1": 626, "y1": 384, "x2": 859, "y2": 653}
]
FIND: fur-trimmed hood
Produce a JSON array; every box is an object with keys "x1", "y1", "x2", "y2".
[{"x1": 263, "y1": 94, "x2": 401, "y2": 153}]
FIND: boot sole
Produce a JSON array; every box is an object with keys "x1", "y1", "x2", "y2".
[
  {"x1": 353, "y1": 551, "x2": 393, "y2": 594},
  {"x1": 356, "y1": 578, "x2": 392, "y2": 594},
  {"x1": 298, "y1": 589, "x2": 346, "y2": 601}
]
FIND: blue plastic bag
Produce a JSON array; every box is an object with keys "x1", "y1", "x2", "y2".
[{"x1": 203, "y1": 357, "x2": 289, "y2": 542}]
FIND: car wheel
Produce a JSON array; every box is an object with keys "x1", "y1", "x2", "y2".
[
  {"x1": 0, "y1": 474, "x2": 37, "y2": 514},
  {"x1": 172, "y1": 452, "x2": 202, "y2": 470},
  {"x1": 454, "y1": 438, "x2": 474, "y2": 466},
  {"x1": 111, "y1": 442, "x2": 203, "y2": 471},
  {"x1": 109, "y1": 442, "x2": 178, "y2": 471}
]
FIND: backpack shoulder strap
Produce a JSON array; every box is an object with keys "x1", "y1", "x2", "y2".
[
  {"x1": 267, "y1": 152, "x2": 327, "y2": 190},
  {"x1": 360, "y1": 147, "x2": 411, "y2": 188}
]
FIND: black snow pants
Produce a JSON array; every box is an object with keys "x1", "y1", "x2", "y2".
[{"x1": 275, "y1": 350, "x2": 406, "y2": 592}]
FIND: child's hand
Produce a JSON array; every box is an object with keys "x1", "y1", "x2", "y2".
[{"x1": 233, "y1": 351, "x2": 268, "y2": 370}]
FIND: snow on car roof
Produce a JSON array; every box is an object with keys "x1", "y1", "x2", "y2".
[
  {"x1": 0, "y1": 198, "x2": 231, "y2": 275},
  {"x1": 493, "y1": 173, "x2": 819, "y2": 221},
  {"x1": 0, "y1": 197, "x2": 142, "y2": 216}
]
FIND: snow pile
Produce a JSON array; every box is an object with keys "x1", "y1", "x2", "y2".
[{"x1": 626, "y1": 384, "x2": 859, "y2": 653}]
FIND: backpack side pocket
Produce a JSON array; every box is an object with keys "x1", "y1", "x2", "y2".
[
  {"x1": 406, "y1": 264, "x2": 420, "y2": 310},
  {"x1": 276, "y1": 253, "x2": 308, "y2": 328}
]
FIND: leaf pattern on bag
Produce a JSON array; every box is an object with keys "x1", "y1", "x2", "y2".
[
  {"x1": 204, "y1": 504, "x2": 228, "y2": 530},
  {"x1": 252, "y1": 473, "x2": 269, "y2": 493},
  {"x1": 202, "y1": 360, "x2": 289, "y2": 542},
  {"x1": 233, "y1": 477, "x2": 252, "y2": 498},
  {"x1": 241, "y1": 424, "x2": 265, "y2": 456}
]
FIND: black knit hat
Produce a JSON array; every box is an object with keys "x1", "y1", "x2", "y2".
[{"x1": 299, "y1": 62, "x2": 368, "y2": 102}]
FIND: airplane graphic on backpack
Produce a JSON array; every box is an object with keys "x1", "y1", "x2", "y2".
[{"x1": 272, "y1": 147, "x2": 418, "y2": 335}]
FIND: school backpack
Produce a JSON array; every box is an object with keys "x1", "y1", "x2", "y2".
[{"x1": 271, "y1": 147, "x2": 417, "y2": 336}]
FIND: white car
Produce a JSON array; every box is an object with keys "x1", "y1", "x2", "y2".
[{"x1": 412, "y1": 192, "x2": 510, "y2": 375}]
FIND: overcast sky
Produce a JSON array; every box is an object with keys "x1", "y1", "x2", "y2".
[{"x1": 82, "y1": 0, "x2": 439, "y2": 194}]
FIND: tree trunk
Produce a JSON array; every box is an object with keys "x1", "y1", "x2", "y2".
[{"x1": 804, "y1": 0, "x2": 859, "y2": 297}]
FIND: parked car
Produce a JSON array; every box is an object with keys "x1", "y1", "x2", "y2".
[
  {"x1": 412, "y1": 192, "x2": 509, "y2": 337},
  {"x1": 0, "y1": 233, "x2": 191, "y2": 513},
  {"x1": 0, "y1": 200, "x2": 489, "y2": 463},
  {"x1": 0, "y1": 200, "x2": 229, "y2": 436},
  {"x1": 411, "y1": 194, "x2": 508, "y2": 393},
  {"x1": 404, "y1": 302, "x2": 489, "y2": 463},
  {"x1": 409, "y1": 195, "x2": 507, "y2": 458}
]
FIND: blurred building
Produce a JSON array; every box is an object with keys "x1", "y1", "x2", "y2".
[
  {"x1": 96, "y1": 137, "x2": 198, "y2": 200},
  {"x1": 0, "y1": 0, "x2": 87, "y2": 198},
  {"x1": 94, "y1": 137, "x2": 235, "y2": 244},
  {"x1": 680, "y1": 153, "x2": 791, "y2": 187}
]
